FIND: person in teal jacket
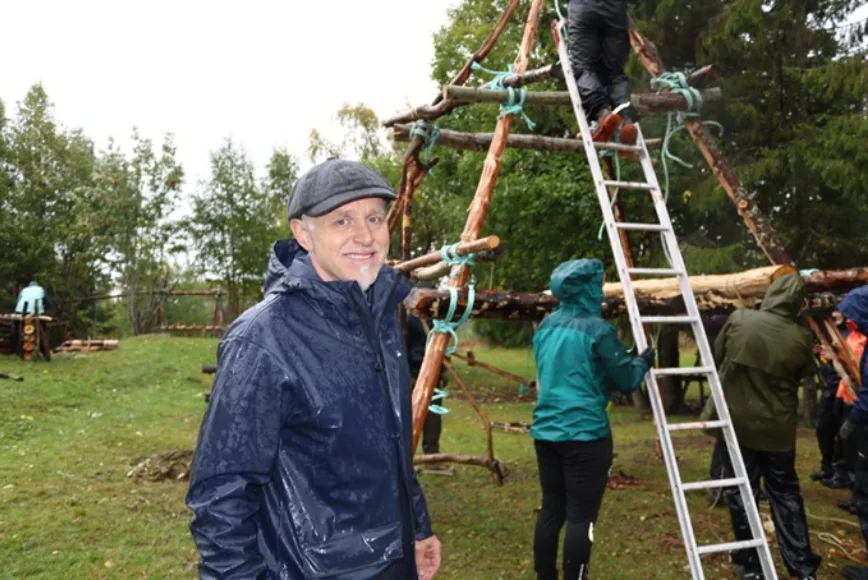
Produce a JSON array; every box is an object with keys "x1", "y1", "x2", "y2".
[
  {"x1": 531, "y1": 259, "x2": 654, "y2": 580},
  {"x1": 15, "y1": 281, "x2": 46, "y2": 315}
]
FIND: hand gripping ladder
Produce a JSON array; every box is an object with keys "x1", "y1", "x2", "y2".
[{"x1": 554, "y1": 20, "x2": 777, "y2": 580}]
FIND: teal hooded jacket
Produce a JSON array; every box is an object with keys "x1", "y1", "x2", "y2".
[{"x1": 531, "y1": 259, "x2": 649, "y2": 442}]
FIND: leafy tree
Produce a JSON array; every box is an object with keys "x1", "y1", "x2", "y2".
[{"x1": 189, "y1": 139, "x2": 288, "y2": 318}]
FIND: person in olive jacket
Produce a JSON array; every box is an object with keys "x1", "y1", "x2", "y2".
[
  {"x1": 186, "y1": 159, "x2": 440, "y2": 580},
  {"x1": 714, "y1": 273, "x2": 821, "y2": 580},
  {"x1": 531, "y1": 259, "x2": 653, "y2": 580}
]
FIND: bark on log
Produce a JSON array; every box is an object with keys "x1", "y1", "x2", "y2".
[
  {"x1": 406, "y1": 266, "x2": 867, "y2": 322},
  {"x1": 392, "y1": 236, "x2": 500, "y2": 274},
  {"x1": 412, "y1": 0, "x2": 546, "y2": 452},
  {"x1": 442, "y1": 86, "x2": 721, "y2": 114},
  {"x1": 393, "y1": 124, "x2": 661, "y2": 153}
]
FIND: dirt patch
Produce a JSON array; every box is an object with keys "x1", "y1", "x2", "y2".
[
  {"x1": 127, "y1": 450, "x2": 193, "y2": 482},
  {"x1": 607, "y1": 469, "x2": 642, "y2": 490}
]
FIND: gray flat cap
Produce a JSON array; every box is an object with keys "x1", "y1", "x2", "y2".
[{"x1": 287, "y1": 158, "x2": 397, "y2": 220}]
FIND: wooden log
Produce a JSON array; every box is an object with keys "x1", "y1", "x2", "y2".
[
  {"x1": 61, "y1": 339, "x2": 118, "y2": 348},
  {"x1": 491, "y1": 421, "x2": 530, "y2": 434},
  {"x1": 407, "y1": 266, "x2": 866, "y2": 322},
  {"x1": 393, "y1": 124, "x2": 661, "y2": 153},
  {"x1": 442, "y1": 86, "x2": 722, "y2": 114},
  {"x1": 412, "y1": 0, "x2": 546, "y2": 452},
  {"x1": 409, "y1": 247, "x2": 505, "y2": 281},
  {"x1": 393, "y1": 236, "x2": 500, "y2": 274},
  {"x1": 687, "y1": 65, "x2": 723, "y2": 89}
]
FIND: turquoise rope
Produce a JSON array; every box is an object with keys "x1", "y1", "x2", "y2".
[
  {"x1": 426, "y1": 243, "x2": 478, "y2": 414},
  {"x1": 408, "y1": 120, "x2": 440, "y2": 168},
  {"x1": 471, "y1": 62, "x2": 536, "y2": 129}
]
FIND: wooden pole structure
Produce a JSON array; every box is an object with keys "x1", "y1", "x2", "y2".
[
  {"x1": 386, "y1": 0, "x2": 522, "y2": 237},
  {"x1": 626, "y1": 19, "x2": 862, "y2": 390},
  {"x1": 393, "y1": 124, "x2": 661, "y2": 153},
  {"x1": 392, "y1": 236, "x2": 500, "y2": 274},
  {"x1": 442, "y1": 86, "x2": 722, "y2": 113},
  {"x1": 411, "y1": 0, "x2": 546, "y2": 452}
]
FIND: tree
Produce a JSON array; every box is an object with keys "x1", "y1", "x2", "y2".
[
  {"x1": 94, "y1": 130, "x2": 185, "y2": 335},
  {"x1": 189, "y1": 139, "x2": 287, "y2": 319}
]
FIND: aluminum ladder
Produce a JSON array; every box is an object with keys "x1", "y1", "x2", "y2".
[{"x1": 554, "y1": 19, "x2": 777, "y2": 580}]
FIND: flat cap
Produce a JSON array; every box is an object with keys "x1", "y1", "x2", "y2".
[{"x1": 287, "y1": 158, "x2": 397, "y2": 220}]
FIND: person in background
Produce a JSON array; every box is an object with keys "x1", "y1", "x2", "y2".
[
  {"x1": 15, "y1": 281, "x2": 46, "y2": 315},
  {"x1": 714, "y1": 273, "x2": 820, "y2": 580},
  {"x1": 567, "y1": 0, "x2": 639, "y2": 145},
  {"x1": 531, "y1": 258, "x2": 654, "y2": 580},
  {"x1": 406, "y1": 309, "x2": 447, "y2": 456},
  {"x1": 833, "y1": 287, "x2": 868, "y2": 580}
]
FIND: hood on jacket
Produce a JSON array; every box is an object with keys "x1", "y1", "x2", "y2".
[
  {"x1": 551, "y1": 259, "x2": 603, "y2": 316},
  {"x1": 760, "y1": 273, "x2": 806, "y2": 319},
  {"x1": 839, "y1": 286, "x2": 868, "y2": 335},
  {"x1": 261, "y1": 239, "x2": 411, "y2": 314}
]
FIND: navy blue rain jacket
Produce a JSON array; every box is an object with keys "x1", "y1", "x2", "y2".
[
  {"x1": 187, "y1": 240, "x2": 433, "y2": 579},
  {"x1": 839, "y1": 286, "x2": 868, "y2": 424}
]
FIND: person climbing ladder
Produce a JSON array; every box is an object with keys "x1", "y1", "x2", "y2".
[{"x1": 567, "y1": 0, "x2": 638, "y2": 144}]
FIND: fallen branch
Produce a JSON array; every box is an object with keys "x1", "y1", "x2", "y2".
[{"x1": 413, "y1": 453, "x2": 508, "y2": 481}]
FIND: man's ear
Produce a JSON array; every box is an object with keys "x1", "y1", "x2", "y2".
[{"x1": 289, "y1": 218, "x2": 312, "y2": 252}]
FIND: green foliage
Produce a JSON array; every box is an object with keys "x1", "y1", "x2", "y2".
[{"x1": 188, "y1": 139, "x2": 290, "y2": 318}]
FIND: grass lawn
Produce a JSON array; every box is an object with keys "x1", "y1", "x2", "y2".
[{"x1": 0, "y1": 336, "x2": 862, "y2": 578}]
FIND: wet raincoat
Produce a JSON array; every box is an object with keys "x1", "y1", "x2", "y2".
[
  {"x1": 531, "y1": 259, "x2": 649, "y2": 442},
  {"x1": 839, "y1": 287, "x2": 868, "y2": 424},
  {"x1": 187, "y1": 240, "x2": 433, "y2": 579},
  {"x1": 713, "y1": 274, "x2": 815, "y2": 452}
]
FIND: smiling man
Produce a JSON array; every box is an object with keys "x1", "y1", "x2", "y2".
[{"x1": 187, "y1": 158, "x2": 441, "y2": 580}]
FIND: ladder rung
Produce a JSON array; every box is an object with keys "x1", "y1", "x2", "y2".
[
  {"x1": 682, "y1": 477, "x2": 745, "y2": 491},
  {"x1": 614, "y1": 222, "x2": 668, "y2": 232},
  {"x1": 652, "y1": 366, "x2": 715, "y2": 376},
  {"x1": 640, "y1": 315, "x2": 698, "y2": 324},
  {"x1": 603, "y1": 180, "x2": 656, "y2": 190},
  {"x1": 696, "y1": 538, "x2": 766, "y2": 555},
  {"x1": 594, "y1": 141, "x2": 643, "y2": 153},
  {"x1": 627, "y1": 267, "x2": 681, "y2": 276},
  {"x1": 667, "y1": 420, "x2": 728, "y2": 432}
]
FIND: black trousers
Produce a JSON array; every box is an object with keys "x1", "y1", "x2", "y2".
[
  {"x1": 815, "y1": 387, "x2": 841, "y2": 475},
  {"x1": 567, "y1": 0, "x2": 636, "y2": 123},
  {"x1": 533, "y1": 436, "x2": 613, "y2": 580},
  {"x1": 720, "y1": 442, "x2": 821, "y2": 577},
  {"x1": 411, "y1": 375, "x2": 443, "y2": 455}
]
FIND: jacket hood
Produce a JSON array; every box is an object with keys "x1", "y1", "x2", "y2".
[
  {"x1": 839, "y1": 286, "x2": 868, "y2": 335},
  {"x1": 760, "y1": 273, "x2": 806, "y2": 319},
  {"x1": 550, "y1": 259, "x2": 603, "y2": 316},
  {"x1": 262, "y1": 239, "x2": 411, "y2": 309}
]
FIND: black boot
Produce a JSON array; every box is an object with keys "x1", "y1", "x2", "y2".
[{"x1": 844, "y1": 566, "x2": 868, "y2": 579}]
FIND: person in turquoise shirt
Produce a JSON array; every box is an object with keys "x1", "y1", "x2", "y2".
[
  {"x1": 15, "y1": 281, "x2": 46, "y2": 315},
  {"x1": 531, "y1": 259, "x2": 654, "y2": 580}
]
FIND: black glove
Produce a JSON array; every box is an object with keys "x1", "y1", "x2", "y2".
[
  {"x1": 839, "y1": 418, "x2": 857, "y2": 441},
  {"x1": 639, "y1": 347, "x2": 656, "y2": 368}
]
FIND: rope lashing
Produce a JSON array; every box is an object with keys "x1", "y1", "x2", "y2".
[
  {"x1": 650, "y1": 72, "x2": 724, "y2": 200},
  {"x1": 426, "y1": 242, "x2": 478, "y2": 414},
  {"x1": 471, "y1": 62, "x2": 536, "y2": 129},
  {"x1": 408, "y1": 119, "x2": 440, "y2": 164},
  {"x1": 428, "y1": 388, "x2": 450, "y2": 415}
]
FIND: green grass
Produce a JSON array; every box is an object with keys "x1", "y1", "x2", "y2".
[{"x1": 0, "y1": 336, "x2": 861, "y2": 578}]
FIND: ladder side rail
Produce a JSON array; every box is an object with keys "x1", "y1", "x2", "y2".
[{"x1": 556, "y1": 27, "x2": 706, "y2": 579}]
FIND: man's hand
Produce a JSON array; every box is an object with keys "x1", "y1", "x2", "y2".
[{"x1": 415, "y1": 535, "x2": 442, "y2": 580}]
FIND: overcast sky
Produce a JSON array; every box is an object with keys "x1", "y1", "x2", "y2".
[{"x1": 1, "y1": 0, "x2": 459, "y2": 187}]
